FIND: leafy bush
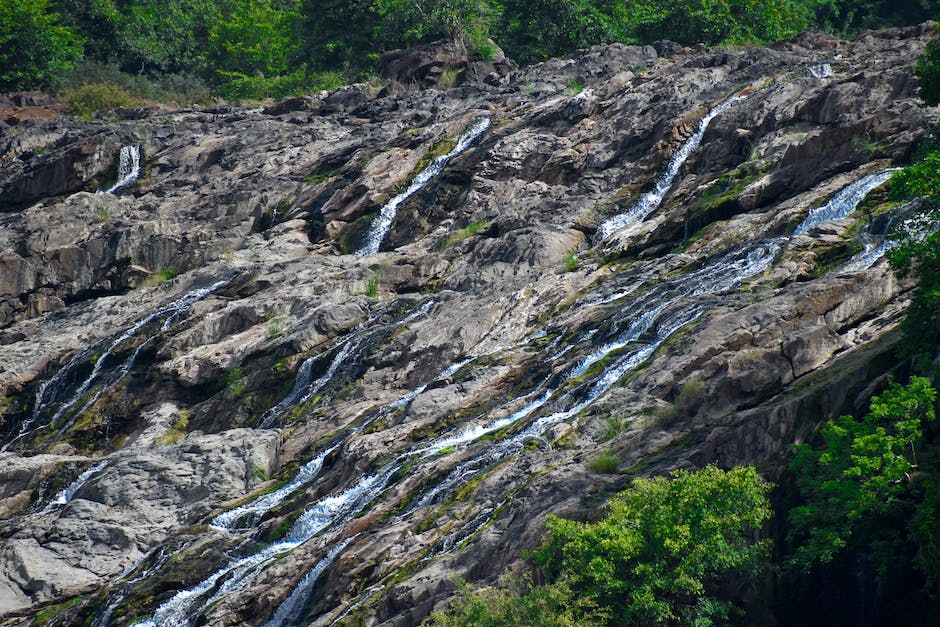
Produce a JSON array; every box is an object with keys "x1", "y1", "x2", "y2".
[
  {"x1": 533, "y1": 465, "x2": 772, "y2": 626},
  {"x1": 426, "y1": 576, "x2": 607, "y2": 627},
  {"x1": 890, "y1": 150, "x2": 940, "y2": 374},
  {"x1": 58, "y1": 60, "x2": 213, "y2": 106},
  {"x1": 59, "y1": 82, "x2": 139, "y2": 118}
]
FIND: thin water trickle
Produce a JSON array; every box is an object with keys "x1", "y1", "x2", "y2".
[
  {"x1": 358, "y1": 118, "x2": 491, "y2": 255},
  {"x1": 211, "y1": 447, "x2": 335, "y2": 531},
  {"x1": 262, "y1": 538, "x2": 353, "y2": 627},
  {"x1": 807, "y1": 63, "x2": 834, "y2": 79},
  {"x1": 598, "y1": 95, "x2": 747, "y2": 239},
  {"x1": 41, "y1": 460, "x2": 108, "y2": 513},
  {"x1": 259, "y1": 300, "x2": 436, "y2": 428},
  {"x1": 3, "y1": 280, "x2": 229, "y2": 452}
]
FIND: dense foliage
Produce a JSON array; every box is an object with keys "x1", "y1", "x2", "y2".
[
  {"x1": 788, "y1": 378, "x2": 937, "y2": 570},
  {"x1": 2, "y1": 1, "x2": 938, "y2": 101},
  {"x1": 429, "y1": 466, "x2": 773, "y2": 626},
  {"x1": 0, "y1": 0, "x2": 81, "y2": 91}
]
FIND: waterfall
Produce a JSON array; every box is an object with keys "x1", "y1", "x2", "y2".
[
  {"x1": 794, "y1": 168, "x2": 898, "y2": 234},
  {"x1": 105, "y1": 145, "x2": 142, "y2": 194},
  {"x1": 357, "y1": 117, "x2": 491, "y2": 255},
  {"x1": 139, "y1": 470, "x2": 391, "y2": 626},
  {"x1": 210, "y1": 447, "x2": 336, "y2": 531},
  {"x1": 41, "y1": 460, "x2": 108, "y2": 513},
  {"x1": 259, "y1": 299, "x2": 436, "y2": 428},
  {"x1": 131, "y1": 240, "x2": 783, "y2": 624},
  {"x1": 838, "y1": 209, "x2": 939, "y2": 273},
  {"x1": 597, "y1": 95, "x2": 747, "y2": 239},
  {"x1": 807, "y1": 63, "x2": 834, "y2": 79},
  {"x1": 262, "y1": 538, "x2": 353, "y2": 627},
  {"x1": 258, "y1": 340, "x2": 362, "y2": 428},
  {"x1": 3, "y1": 279, "x2": 229, "y2": 452},
  {"x1": 413, "y1": 241, "x2": 780, "y2": 510}
]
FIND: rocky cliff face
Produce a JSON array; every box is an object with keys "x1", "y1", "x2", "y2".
[{"x1": 0, "y1": 24, "x2": 936, "y2": 626}]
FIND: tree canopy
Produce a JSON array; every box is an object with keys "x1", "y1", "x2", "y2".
[{"x1": 429, "y1": 466, "x2": 773, "y2": 627}]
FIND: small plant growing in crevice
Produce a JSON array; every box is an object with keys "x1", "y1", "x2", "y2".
[
  {"x1": 143, "y1": 268, "x2": 177, "y2": 287},
  {"x1": 655, "y1": 375, "x2": 705, "y2": 426},
  {"x1": 564, "y1": 253, "x2": 579, "y2": 272},
  {"x1": 601, "y1": 416, "x2": 624, "y2": 441},
  {"x1": 267, "y1": 320, "x2": 285, "y2": 338},
  {"x1": 365, "y1": 269, "x2": 381, "y2": 298},
  {"x1": 443, "y1": 219, "x2": 489, "y2": 249},
  {"x1": 156, "y1": 410, "x2": 190, "y2": 446},
  {"x1": 588, "y1": 449, "x2": 620, "y2": 474},
  {"x1": 437, "y1": 66, "x2": 459, "y2": 90},
  {"x1": 225, "y1": 367, "x2": 246, "y2": 397}
]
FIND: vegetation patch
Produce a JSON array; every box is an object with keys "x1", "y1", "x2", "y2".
[
  {"x1": 156, "y1": 409, "x2": 190, "y2": 446},
  {"x1": 588, "y1": 449, "x2": 620, "y2": 474},
  {"x1": 442, "y1": 219, "x2": 489, "y2": 249}
]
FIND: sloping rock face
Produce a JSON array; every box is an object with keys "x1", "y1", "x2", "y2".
[{"x1": 0, "y1": 24, "x2": 936, "y2": 626}]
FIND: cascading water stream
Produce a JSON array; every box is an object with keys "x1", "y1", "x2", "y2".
[
  {"x1": 133, "y1": 160, "x2": 896, "y2": 624},
  {"x1": 262, "y1": 539, "x2": 354, "y2": 627},
  {"x1": 412, "y1": 242, "x2": 781, "y2": 510},
  {"x1": 258, "y1": 300, "x2": 436, "y2": 428},
  {"x1": 794, "y1": 168, "x2": 898, "y2": 234},
  {"x1": 255, "y1": 242, "x2": 780, "y2": 622},
  {"x1": 263, "y1": 150, "x2": 903, "y2": 626},
  {"x1": 839, "y1": 210, "x2": 939, "y2": 272},
  {"x1": 357, "y1": 117, "x2": 491, "y2": 255},
  {"x1": 597, "y1": 95, "x2": 747, "y2": 239},
  {"x1": 210, "y1": 447, "x2": 335, "y2": 531},
  {"x1": 807, "y1": 63, "x2": 834, "y2": 79},
  {"x1": 3, "y1": 279, "x2": 230, "y2": 452},
  {"x1": 133, "y1": 332, "x2": 477, "y2": 624},
  {"x1": 41, "y1": 460, "x2": 109, "y2": 513},
  {"x1": 258, "y1": 341, "x2": 361, "y2": 428},
  {"x1": 104, "y1": 145, "x2": 142, "y2": 194}
]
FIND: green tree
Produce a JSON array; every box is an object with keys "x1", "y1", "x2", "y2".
[
  {"x1": 532, "y1": 465, "x2": 772, "y2": 626},
  {"x1": 0, "y1": 0, "x2": 82, "y2": 90},
  {"x1": 890, "y1": 149, "x2": 940, "y2": 375},
  {"x1": 374, "y1": 0, "x2": 499, "y2": 47},
  {"x1": 495, "y1": 0, "x2": 634, "y2": 65},
  {"x1": 788, "y1": 377, "x2": 937, "y2": 570},
  {"x1": 210, "y1": 0, "x2": 306, "y2": 97},
  {"x1": 299, "y1": 0, "x2": 384, "y2": 74},
  {"x1": 52, "y1": 0, "x2": 121, "y2": 63},
  {"x1": 628, "y1": 0, "x2": 813, "y2": 46},
  {"x1": 917, "y1": 39, "x2": 940, "y2": 107},
  {"x1": 115, "y1": 0, "x2": 218, "y2": 74}
]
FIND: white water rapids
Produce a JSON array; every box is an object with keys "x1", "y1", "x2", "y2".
[{"x1": 794, "y1": 168, "x2": 899, "y2": 235}]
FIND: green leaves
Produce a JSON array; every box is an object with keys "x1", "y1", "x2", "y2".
[
  {"x1": 788, "y1": 377, "x2": 937, "y2": 571},
  {"x1": 428, "y1": 466, "x2": 772, "y2": 626},
  {"x1": 0, "y1": 0, "x2": 82, "y2": 90},
  {"x1": 532, "y1": 466, "x2": 772, "y2": 626},
  {"x1": 917, "y1": 39, "x2": 940, "y2": 107}
]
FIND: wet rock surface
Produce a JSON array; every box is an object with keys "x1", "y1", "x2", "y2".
[{"x1": 0, "y1": 25, "x2": 937, "y2": 626}]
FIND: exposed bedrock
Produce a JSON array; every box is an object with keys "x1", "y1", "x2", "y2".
[{"x1": 0, "y1": 23, "x2": 936, "y2": 626}]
